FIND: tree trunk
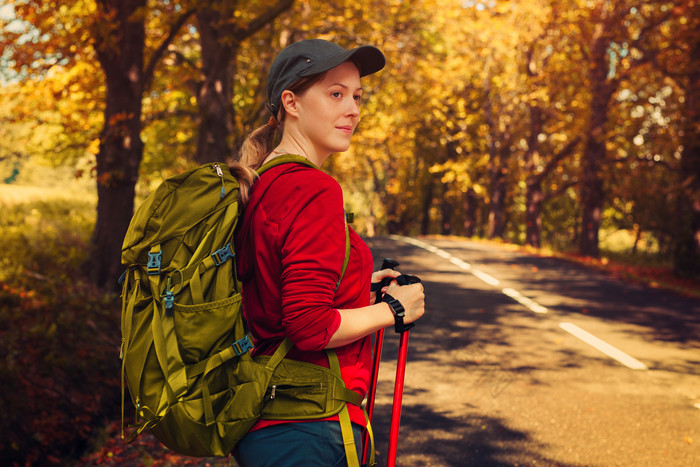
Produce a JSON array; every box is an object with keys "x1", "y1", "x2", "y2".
[
  {"x1": 464, "y1": 188, "x2": 477, "y2": 237},
  {"x1": 441, "y1": 196, "x2": 453, "y2": 235},
  {"x1": 386, "y1": 199, "x2": 400, "y2": 235},
  {"x1": 525, "y1": 184, "x2": 543, "y2": 248},
  {"x1": 89, "y1": 0, "x2": 146, "y2": 288},
  {"x1": 420, "y1": 178, "x2": 434, "y2": 235},
  {"x1": 195, "y1": 6, "x2": 237, "y2": 164},
  {"x1": 488, "y1": 157, "x2": 507, "y2": 239},
  {"x1": 579, "y1": 30, "x2": 615, "y2": 258},
  {"x1": 483, "y1": 79, "x2": 509, "y2": 240},
  {"x1": 673, "y1": 35, "x2": 700, "y2": 278},
  {"x1": 524, "y1": 104, "x2": 544, "y2": 248}
]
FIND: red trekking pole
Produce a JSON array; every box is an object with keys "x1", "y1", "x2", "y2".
[
  {"x1": 386, "y1": 328, "x2": 410, "y2": 467},
  {"x1": 362, "y1": 259, "x2": 399, "y2": 466},
  {"x1": 384, "y1": 273, "x2": 420, "y2": 467}
]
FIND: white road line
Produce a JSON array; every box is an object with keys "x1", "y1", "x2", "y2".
[
  {"x1": 449, "y1": 256, "x2": 472, "y2": 270},
  {"x1": 390, "y1": 235, "x2": 648, "y2": 371},
  {"x1": 502, "y1": 288, "x2": 549, "y2": 314},
  {"x1": 436, "y1": 249, "x2": 452, "y2": 259},
  {"x1": 559, "y1": 322, "x2": 648, "y2": 370},
  {"x1": 472, "y1": 269, "x2": 500, "y2": 286},
  {"x1": 390, "y1": 235, "x2": 494, "y2": 284}
]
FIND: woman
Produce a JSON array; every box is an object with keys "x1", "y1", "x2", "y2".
[{"x1": 232, "y1": 39, "x2": 426, "y2": 467}]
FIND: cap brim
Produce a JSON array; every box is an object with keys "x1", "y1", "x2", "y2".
[{"x1": 301, "y1": 45, "x2": 385, "y2": 78}]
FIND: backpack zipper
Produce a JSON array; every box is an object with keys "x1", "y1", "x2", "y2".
[{"x1": 213, "y1": 163, "x2": 225, "y2": 199}]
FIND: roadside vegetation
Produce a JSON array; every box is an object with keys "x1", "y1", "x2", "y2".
[{"x1": 0, "y1": 182, "x2": 122, "y2": 465}]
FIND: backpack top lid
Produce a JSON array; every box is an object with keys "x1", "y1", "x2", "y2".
[{"x1": 121, "y1": 163, "x2": 238, "y2": 266}]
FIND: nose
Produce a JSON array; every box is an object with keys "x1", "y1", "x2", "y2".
[{"x1": 346, "y1": 97, "x2": 360, "y2": 118}]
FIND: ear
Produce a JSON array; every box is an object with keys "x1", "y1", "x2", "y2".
[{"x1": 281, "y1": 90, "x2": 299, "y2": 118}]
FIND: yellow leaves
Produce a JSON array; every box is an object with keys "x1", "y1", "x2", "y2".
[
  {"x1": 87, "y1": 138, "x2": 100, "y2": 155},
  {"x1": 175, "y1": 131, "x2": 189, "y2": 143}
]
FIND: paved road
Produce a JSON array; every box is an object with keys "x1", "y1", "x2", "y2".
[{"x1": 365, "y1": 236, "x2": 700, "y2": 467}]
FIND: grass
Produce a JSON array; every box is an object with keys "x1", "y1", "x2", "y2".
[{"x1": 0, "y1": 182, "x2": 122, "y2": 466}]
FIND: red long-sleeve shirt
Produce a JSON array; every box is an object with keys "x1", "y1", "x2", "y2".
[{"x1": 235, "y1": 162, "x2": 374, "y2": 429}]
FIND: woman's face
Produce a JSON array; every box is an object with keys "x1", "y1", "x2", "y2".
[{"x1": 290, "y1": 61, "x2": 363, "y2": 157}]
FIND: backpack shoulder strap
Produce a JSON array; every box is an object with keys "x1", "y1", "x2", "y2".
[
  {"x1": 257, "y1": 154, "x2": 318, "y2": 174},
  {"x1": 248, "y1": 154, "x2": 350, "y2": 288}
]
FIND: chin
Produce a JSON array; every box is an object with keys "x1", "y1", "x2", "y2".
[{"x1": 334, "y1": 142, "x2": 353, "y2": 153}]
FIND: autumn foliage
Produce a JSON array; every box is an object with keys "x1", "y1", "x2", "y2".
[{"x1": 0, "y1": 0, "x2": 699, "y2": 464}]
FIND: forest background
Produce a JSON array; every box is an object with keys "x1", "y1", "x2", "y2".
[{"x1": 0, "y1": 0, "x2": 698, "y2": 465}]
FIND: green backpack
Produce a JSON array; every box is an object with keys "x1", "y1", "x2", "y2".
[{"x1": 120, "y1": 155, "x2": 371, "y2": 464}]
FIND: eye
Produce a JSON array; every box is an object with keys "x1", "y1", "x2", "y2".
[
  {"x1": 331, "y1": 91, "x2": 342, "y2": 99},
  {"x1": 353, "y1": 94, "x2": 362, "y2": 102}
]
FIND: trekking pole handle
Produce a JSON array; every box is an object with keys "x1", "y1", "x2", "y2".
[
  {"x1": 391, "y1": 274, "x2": 421, "y2": 333},
  {"x1": 372, "y1": 258, "x2": 400, "y2": 304}
]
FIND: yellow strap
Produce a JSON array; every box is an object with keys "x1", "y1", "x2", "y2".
[
  {"x1": 201, "y1": 376, "x2": 215, "y2": 425},
  {"x1": 327, "y1": 349, "x2": 359, "y2": 467},
  {"x1": 120, "y1": 269, "x2": 137, "y2": 439},
  {"x1": 339, "y1": 386, "x2": 364, "y2": 407},
  {"x1": 337, "y1": 212, "x2": 350, "y2": 291},
  {"x1": 257, "y1": 154, "x2": 319, "y2": 174},
  {"x1": 148, "y1": 274, "x2": 188, "y2": 404},
  {"x1": 338, "y1": 402, "x2": 359, "y2": 467},
  {"x1": 149, "y1": 284, "x2": 175, "y2": 404},
  {"x1": 198, "y1": 346, "x2": 238, "y2": 426},
  {"x1": 266, "y1": 337, "x2": 294, "y2": 371},
  {"x1": 364, "y1": 410, "x2": 376, "y2": 466}
]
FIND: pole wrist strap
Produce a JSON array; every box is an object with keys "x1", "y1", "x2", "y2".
[{"x1": 382, "y1": 293, "x2": 414, "y2": 333}]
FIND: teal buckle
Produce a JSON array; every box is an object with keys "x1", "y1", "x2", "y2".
[
  {"x1": 232, "y1": 335, "x2": 253, "y2": 356},
  {"x1": 163, "y1": 291, "x2": 174, "y2": 316},
  {"x1": 147, "y1": 251, "x2": 162, "y2": 275},
  {"x1": 212, "y1": 243, "x2": 234, "y2": 266}
]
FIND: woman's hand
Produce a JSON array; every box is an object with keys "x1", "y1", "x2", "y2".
[
  {"x1": 369, "y1": 268, "x2": 401, "y2": 304},
  {"x1": 327, "y1": 275, "x2": 426, "y2": 349},
  {"x1": 384, "y1": 280, "x2": 425, "y2": 325}
]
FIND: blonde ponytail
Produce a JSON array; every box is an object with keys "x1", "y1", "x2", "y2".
[
  {"x1": 229, "y1": 117, "x2": 279, "y2": 205},
  {"x1": 239, "y1": 117, "x2": 278, "y2": 171}
]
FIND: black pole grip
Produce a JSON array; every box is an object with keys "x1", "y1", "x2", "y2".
[
  {"x1": 374, "y1": 258, "x2": 400, "y2": 303},
  {"x1": 381, "y1": 258, "x2": 400, "y2": 271}
]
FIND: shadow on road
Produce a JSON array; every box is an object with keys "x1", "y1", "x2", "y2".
[
  {"x1": 375, "y1": 236, "x2": 700, "y2": 345},
  {"x1": 370, "y1": 402, "x2": 581, "y2": 467}
]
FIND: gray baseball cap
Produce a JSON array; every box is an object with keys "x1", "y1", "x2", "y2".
[{"x1": 267, "y1": 39, "x2": 385, "y2": 117}]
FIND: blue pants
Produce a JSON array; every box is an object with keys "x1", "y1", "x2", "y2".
[{"x1": 233, "y1": 421, "x2": 364, "y2": 467}]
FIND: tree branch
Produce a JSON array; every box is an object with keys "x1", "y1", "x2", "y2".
[
  {"x1": 232, "y1": 0, "x2": 295, "y2": 41},
  {"x1": 530, "y1": 137, "x2": 581, "y2": 186},
  {"x1": 543, "y1": 179, "x2": 578, "y2": 202},
  {"x1": 143, "y1": 8, "x2": 197, "y2": 91},
  {"x1": 613, "y1": 153, "x2": 676, "y2": 172}
]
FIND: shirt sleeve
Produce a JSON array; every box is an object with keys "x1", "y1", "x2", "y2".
[{"x1": 276, "y1": 169, "x2": 346, "y2": 351}]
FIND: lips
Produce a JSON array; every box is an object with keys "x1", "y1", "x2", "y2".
[{"x1": 337, "y1": 125, "x2": 353, "y2": 135}]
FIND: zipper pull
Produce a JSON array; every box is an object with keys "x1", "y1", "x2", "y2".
[
  {"x1": 270, "y1": 385, "x2": 276, "y2": 400},
  {"x1": 214, "y1": 163, "x2": 225, "y2": 199}
]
